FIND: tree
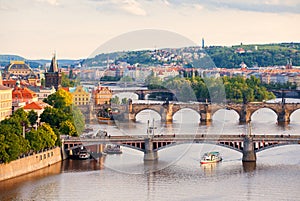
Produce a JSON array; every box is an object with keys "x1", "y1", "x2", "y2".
[
  {"x1": 27, "y1": 110, "x2": 38, "y2": 127},
  {"x1": 72, "y1": 106, "x2": 85, "y2": 136},
  {"x1": 110, "y1": 96, "x2": 120, "y2": 104},
  {"x1": 59, "y1": 120, "x2": 77, "y2": 137},
  {"x1": 40, "y1": 107, "x2": 69, "y2": 129},
  {"x1": 121, "y1": 98, "x2": 128, "y2": 104},
  {"x1": 44, "y1": 88, "x2": 73, "y2": 108},
  {"x1": 61, "y1": 72, "x2": 75, "y2": 87},
  {"x1": 0, "y1": 134, "x2": 9, "y2": 163},
  {"x1": 120, "y1": 75, "x2": 134, "y2": 83}
]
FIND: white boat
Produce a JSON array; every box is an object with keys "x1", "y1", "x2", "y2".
[
  {"x1": 104, "y1": 145, "x2": 122, "y2": 154},
  {"x1": 78, "y1": 150, "x2": 91, "y2": 160},
  {"x1": 200, "y1": 152, "x2": 222, "y2": 164}
]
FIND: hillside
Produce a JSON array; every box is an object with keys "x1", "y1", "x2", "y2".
[
  {"x1": 205, "y1": 43, "x2": 300, "y2": 68},
  {"x1": 83, "y1": 42, "x2": 300, "y2": 68},
  {"x1": 0, "y1": 55, "x2": 80, "y2": 68},
  {"x1": 2, "y1": 43, "x2": 299, "y2": 69}
]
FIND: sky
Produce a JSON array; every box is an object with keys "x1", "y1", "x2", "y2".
[{"x1": 0, "y1": 0, "x2": 300, "y2": 59}]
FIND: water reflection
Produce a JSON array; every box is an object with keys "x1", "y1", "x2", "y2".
[
  {"x1": 201, "y1": 163, "x2": 217, "y2": 176},
  {"x1": 62, "y1": 158, "x2": 105, "y2": 173},
  {"x1": 0, "y1": 161, "x2": 62, "y2": 200},
  {"x1": 242, "y1": 162, "x2": 256, "y2": 173}
]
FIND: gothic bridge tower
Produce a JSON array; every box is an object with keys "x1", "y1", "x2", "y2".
[{"x1": 45, "y1": 54, "x2": 62, "y2": 90}]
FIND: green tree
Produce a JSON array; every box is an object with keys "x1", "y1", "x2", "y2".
[
  {"x1": 27, "y1": 110, "x2": 38, "y2": 127},
  {"x1": 121, "y1": 98, "x2": 128, "y2": 104},
  {"x1": 120, "y1": 75, "x2": 134, "y2": 83},
  {"x1": 0, "y1": 134, "x2": 9, "y2": 163},
  {"x1": 61, "y1": 72, "x2": 75, "y2": 87},
  {"x1": 110, "y1": 96, "x2": 120, "y2": 104},
  {"x1": 59, "y1": 120, "x2": 77, "y2": 137},
  {"x1": 44, "y1": 88, "x2": 73, "y2": 108},
  {"x1": 72, "y1": 106, "x2": 85, "y2": 136}
]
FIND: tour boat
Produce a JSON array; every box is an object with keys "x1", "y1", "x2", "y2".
[
  {"x1": 104, "y1": 144, "x2": 122, "y2": 154},
  {"x1": 200, "y1": 151, "x2": 222, "y2": 164},
  {"x1": 78, "y1": 150, "x2": 91, "y2": 160}
]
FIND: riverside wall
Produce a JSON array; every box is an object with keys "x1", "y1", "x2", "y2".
[{"x1": 0, "y1": 147, "x2": 62, "y2": 181}]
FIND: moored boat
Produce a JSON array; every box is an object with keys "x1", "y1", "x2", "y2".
[
  {"x1": 78, "y1": 150, "x2": 91, "y2": 160},
  {"x1": 104, "y1": 144, "x2": 122, "y2": 154},
  {"x1": 200, "y1": 151, "x2": 222, "y2": 164}
]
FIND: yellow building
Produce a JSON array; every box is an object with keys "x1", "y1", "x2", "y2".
[
  {"x1": 0, "y1": 72, "x2": 13, "y2": 121},
  {"x1": 70, "y1": 85, "x2": 90, "y2": 106},
  {"x1": 93, "y1": 84, "x2": 113, "y2": 105}
]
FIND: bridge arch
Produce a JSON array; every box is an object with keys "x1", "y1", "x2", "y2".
[
  {"x1": 289, "y1": 108, "x2": 300, "y2": 122},
  {"x1": 112, "y1": 92, "x2": 139, "y2": 100},
  {"x1": 134, "y1": 108, "x2": 161, "y2": 122},
  {"x1": 211, "y1": 108, "x2": 240, "y2": 122},
  {"x1": 135, "y1": 109, "x2": 162, "y2": 122},
  {"x1": 155, "y1": 141, "x2": 243, "y2": 153},
  {"x1": 256, "y1": 142, "x2": 300, "y2": 153},
  {"x1": 172, "y1": 108, "x2": 200, "y2": 123},
  {"x1": 250, "y1": 108, "x2": 277, "y2": 122}
]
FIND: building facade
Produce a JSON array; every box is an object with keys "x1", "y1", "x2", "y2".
[
  {"x1": 69, "y1": 85, "x2": 90, "y2": 106},
  {"x1": 0, "y1": 72, "x2": 13, "y2": 121},
  {"x1": 93, "y1": 84, "x2": 113, "y2": 105}
]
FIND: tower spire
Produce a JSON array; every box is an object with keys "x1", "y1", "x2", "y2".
[{"x1": 49, "y1": 52, "x2": 58, "y2": 72}]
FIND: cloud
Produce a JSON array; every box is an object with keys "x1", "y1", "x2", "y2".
[
  {"x1": 166, "y1": 0, "x2": 300, "y2": 14},
  {"x1": 118, "y1": 0, "x2": 147, "y2": 16},
  {"x1": 89, "y1": 0, "x2": 147, "y2": 16},
  {"x1": 35, "y1": 0, "x2": 60, "y2": 6}
]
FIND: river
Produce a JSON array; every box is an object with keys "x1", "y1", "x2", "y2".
[{"x1": 1, "y1": 98, "x2": 300, "y2": 201}]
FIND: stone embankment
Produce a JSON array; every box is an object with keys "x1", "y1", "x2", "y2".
[{"x1": 0, "y1": 147, "x2": 62, "y2": 181}]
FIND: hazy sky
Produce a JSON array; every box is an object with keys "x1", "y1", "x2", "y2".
[{"x1": 1, "y1": 0, "x2": 299, "y2": 59}]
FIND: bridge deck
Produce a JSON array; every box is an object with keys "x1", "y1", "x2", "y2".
[{"x1": 63, "y1": 134, "x2": 300, "y2": 143}]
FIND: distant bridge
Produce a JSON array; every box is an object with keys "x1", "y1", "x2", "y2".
[
  {"x1": 89, "y1": 101, "x2": 300, "y2": 124},
  {"x1": 63, "y1": 134, "x2": 300, "y2": 162},
  {"x1": 126, "y1": 101, "x2": 300, "y2": 124}
]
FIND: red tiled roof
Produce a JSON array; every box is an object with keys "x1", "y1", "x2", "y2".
[{"x1": 23, "y1": 101, "x2": 50, "y2": 110}]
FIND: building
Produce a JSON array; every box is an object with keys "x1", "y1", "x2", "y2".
[
  {"x1": 45, "y1": 54, "x2": 62, "y2": 90},
  {"x1": 0, "y1": 71, "x2": 13, "y2": 121},
  {"x1": 4, "y1": 61, "x2": 36, "y2": 79},
  {"x1": 69, "y1": 85, "x2": 90, "y2": 106},
  {"x1": 93, "y1": 83, "x2": 113, "y2": 105},
  {"x1": 28, "y1": 86, "x2": 56, "y2": 101},
  {"x1": 12, "y1": 81, "x2": 38, "y2": 111},
  {"x1": 23, "y1": 101, "x2": 51, "y2": 125}
]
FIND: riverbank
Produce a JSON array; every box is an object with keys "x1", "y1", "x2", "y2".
[{"x1": 0, "y1": 147, "x2": 62, "y2": 181}]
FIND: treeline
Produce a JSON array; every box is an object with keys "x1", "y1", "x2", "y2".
[
  {"x1": 146, "y1": 75, "x2": 275, "y2": 103},
  {"x1": 0, "y1": 89, "x2": 85, "y2": 163},
  {"x1": 205, "y1": 43, "x2": 300, "y2": 68}
]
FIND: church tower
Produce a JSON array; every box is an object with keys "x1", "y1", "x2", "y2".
[{"x1": 45, "y1": 53, "x2": 62, "y2": 90}]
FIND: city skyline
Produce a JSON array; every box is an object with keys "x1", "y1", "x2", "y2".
[{"x1": 1, "y1": 0, "x2": 300, "y2": 59}]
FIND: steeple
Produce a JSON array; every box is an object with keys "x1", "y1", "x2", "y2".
[
  {"x1": 44, "y1": 53, "x2": 62, "y2": 90},
  {"x1": 49, "y1": 53, "x2": 59, "y2": 72}
]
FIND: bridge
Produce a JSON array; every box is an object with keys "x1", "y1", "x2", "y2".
[
  {"x1": 63, "y1": 134, "x2": 300, "y2": 162},
  {"x1": 89, "y1": 101, "x2": 300, "y2": 124},
  {"x1": 125, "y1": 101, "x2": 300, "y2": 124}
]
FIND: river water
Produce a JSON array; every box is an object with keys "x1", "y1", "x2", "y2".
[{"x1": 1, "y1": 98, "x2": 300, "y2": 201}]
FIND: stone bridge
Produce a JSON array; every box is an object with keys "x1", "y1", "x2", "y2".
[
  {"x1": 127, "y1": 101, "x2": 300, "y2": 124},
  {"x1": 63, "y1": 134, "x2": 300, "y2": 162}
]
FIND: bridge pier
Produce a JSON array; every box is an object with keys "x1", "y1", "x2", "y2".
[
  {"x1": 161, "y1": 104, "x2": 173, "y2": 124},
  {"x1": 277, "y1": 109, "x2": 290, "y2": 124},
  {"x1": 144, "y1": 138, "x2": 158, "y2": 161},
  {"x1": 239, "y1": 105, "x2": 251, "y2": 123},
  {"x1": 242, "y1": 136, "x2": 256, "y2": 162},
  {"x1": 200, "y1": 104, "x2": 212, "y2": 123}
]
